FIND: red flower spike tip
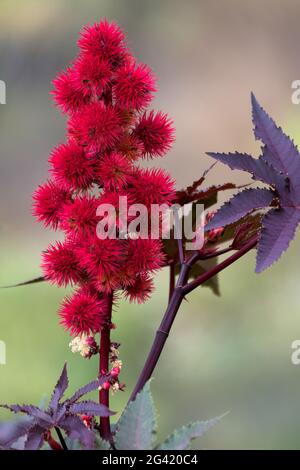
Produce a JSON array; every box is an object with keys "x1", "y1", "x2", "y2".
[
  {"x1": 78, "y1": 20, "x2": 128, "y2": 69},
  {"x1": 34, "y1": 20, "x2": 176, "y2": 337}
]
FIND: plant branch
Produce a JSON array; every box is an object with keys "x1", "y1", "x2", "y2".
[
  {"x1": 130, "y1": 236, "x2": 258, "y2": 401},
  {"x1": 129, "y1": 263, "x2": 190, "y2": 402},
  {"x1": 197, "y1": 245, "x2": 235, "y2": 260},
  {"x1": 182, "y1": 236, "x2": 257, "y2": 295},
  {"x1": 184, "y1": 244, "x2": 235, "y2": 268},
  {"x1": 99, "y1": 292, "x2": 113, "y2": 441}
]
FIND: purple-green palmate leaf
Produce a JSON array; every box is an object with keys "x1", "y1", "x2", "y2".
[
  {"x1": 115, "y1": 381, "x2": 225, "y2": 450},
  {"x1": 115, "y1": 381, "x2": 157, "y2": 450},
  {"x1": 0, "y1": 419, "x2": 33, "y2": 449},
  {"x1": 49, "y1": 363, "x2": 69, "y2": 411},
  {"x1": 59, "y1": 415, "x2": 94, "y2": 449},
  {"x1": 205, "y1": 188, "x2": 275, "y2": 231},
  {"x1": 69, "y1": 400, "x2": 114, "y2": 417},
  {"x1": 0, "y1": 363, "x2": 113, "y2": 450},
  {"x1": 24, "y1": 424, "x2": 47, "y2": 450},
  {"x1": 157, "y1": 414, "x2": 225, "y2": 450},
  {"x1": 68, "y1": 378, "x2": 107, "y2": 403},
  {"x1": 206, "y1": 93, "x2": 300, "y2": 272},
  {"x1": 0, "y1": 404, "x2": 53, "y2": 425},
  {"x1": 206, "y1": 152, "x2": 288, "y2": 201},
  {"x1": 256, "y1": 207, "x2": 300, "y2": 273},
  {"x1": 251, "y1": 93, "x2": 300, "y2": 202}
]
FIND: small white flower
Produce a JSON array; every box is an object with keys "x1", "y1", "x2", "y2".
[
  {"x1": 112, "y1": 359, "x2": 123, "y2": 369},
  {"x1": 69, "y1": 336, "x2": 82, "y2": 353},
  {"x1": 111, "y1": 382, "x2": 120, "y2": 395}
]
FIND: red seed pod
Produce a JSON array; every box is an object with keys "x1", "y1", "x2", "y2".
[
  {"x1": 110, "y1": 366, "x2": 121, "y2": 378},
  {"x1": 102, "y1": 381, "x2": 111, "y2": 390}
]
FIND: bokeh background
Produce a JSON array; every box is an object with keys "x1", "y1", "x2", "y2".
[{"x1": 1, "y1": 0, "x2": 300, "y2": 450}]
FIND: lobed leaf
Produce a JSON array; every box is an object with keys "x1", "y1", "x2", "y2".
[
  {"x1": 60, "y1": 415, "x2": 94, "y2": 449},
  {"x1": 49, "y1": 363, "x2": 69, "y2": 411},
  {"x1": 94, "y1": 435, "x2": 111, "y2": 450},
  {"x1": 69, "y1": 400, "x2": 114, "y2": 417},
  {"x1": 205, "y1": 188, "x2": 274, "y2": 231},
  {"x1": 24, "y1": 423, "x2": 48, "y2": 450},
  {"x1": 0, "y1": 404, "x2": 53, "y2": 425},
  {"x1": 0, "y1": 419, "x2": 33, "y2": 448},
  {"x1": 206, "y1": 151, "x2": 287, "y2": 197},
  {"x1": 157, "y1": 414, "x2": 225, "y2": 450},
  {"x1": 114, "y1": 381, "x2": 157, "y2": 450},
  {"x1": 256, "y1": 207, "x2": 300, "y2": 273},
  {"x1": 251, "y1": 93, "x2": 300, "y2": 202},
  {"x1": 68, "y1": 377, "x2": 107, "y2": 403},
  {"x1": 63, "y1": 437, "x2": 83, "y2": 450}
]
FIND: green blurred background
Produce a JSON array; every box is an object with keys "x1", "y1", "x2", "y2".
[{"x1": 1, "y1": 0, "x2": 300, "y2": 449}]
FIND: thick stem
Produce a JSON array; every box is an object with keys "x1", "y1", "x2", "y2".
[
  {"x1": 130, "y1": 236, "x2": 258, "y2": 401},
  {"x1": 182, "y1": 237, "x2": 257, "y2": 295},
  {"x1": 129, "y1": 264, "x2": 190, "y2": 402},
  {"x1": 99, "y1": 292, "x2": 113, "y2": 441}
]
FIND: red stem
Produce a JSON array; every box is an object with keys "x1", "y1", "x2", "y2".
[
  {"x1": 99, "y1": 292, "x2": 113, "y2": 440},
  {"x1": 130, "y1": 236, "x2": 258, "y2": 401}
]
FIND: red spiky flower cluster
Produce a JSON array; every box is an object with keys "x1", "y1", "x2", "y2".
[{"x1": 33, "y1": 20, "x2": 175, "y2": 336}]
